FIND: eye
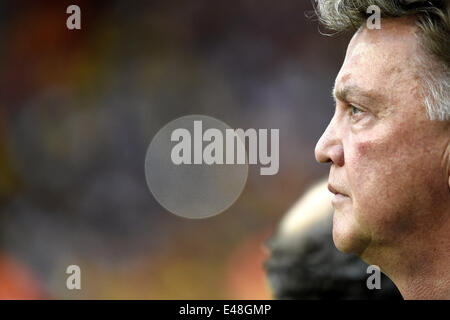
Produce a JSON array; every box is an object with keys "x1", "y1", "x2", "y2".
[{"x1": 350, "y1": 104, "x2": 360, "y2": 115}]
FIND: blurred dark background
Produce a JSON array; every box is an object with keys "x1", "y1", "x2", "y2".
[{"x1": 0, "y1": 0, "x2": 351, "y2": 299}]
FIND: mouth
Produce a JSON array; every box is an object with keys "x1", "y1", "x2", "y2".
[
  {"x1": 328, "y1": 184, "x2": 350, "y2": 205},
  {"x1": 328, "y1": 184, "x2": 348, "y2": 196}
]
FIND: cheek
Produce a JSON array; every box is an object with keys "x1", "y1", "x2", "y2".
[
  {"x1": 346, "y1": 137, "x2": 395, "y2": 198},
  {"x1": 346, "y1": 115, "x2": 420, "y2": 194},
  {"x1": 345, "y1": 134, "x2": 412, "y2": 230},
  {"x1": 344, "y1": 123, "x2": 441, "y2": 240}
]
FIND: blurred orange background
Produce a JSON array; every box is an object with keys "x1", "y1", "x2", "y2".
[{"x1": 0, "y1": 0, "x2": 349, "y2": 299}]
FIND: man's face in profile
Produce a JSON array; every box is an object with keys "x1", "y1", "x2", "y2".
[{"x1": 315, "y1": 18, "x2": 450, "y2": 257}]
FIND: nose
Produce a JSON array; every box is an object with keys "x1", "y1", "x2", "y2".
[{"x1": 314, "y1": 115, "x2": 345, "y2": 167}]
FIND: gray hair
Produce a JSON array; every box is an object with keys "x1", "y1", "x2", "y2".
[{"x1": 314, "y1": 0, "x2": 450, "y2": 121}]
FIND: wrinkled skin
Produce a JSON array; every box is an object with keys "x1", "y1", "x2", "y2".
[{"x1": 315, "y1": 17, "x2": 450, "y2": 299}]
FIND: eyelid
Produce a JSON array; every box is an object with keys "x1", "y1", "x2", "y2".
[
  {"x1": 348, "y1": 103, "x2": 365, "y2": 123},
  {"x1": 348, "y1": 102, "x2": 364, "y2": 111}
]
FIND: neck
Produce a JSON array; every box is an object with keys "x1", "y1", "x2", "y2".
[{"x1": 361, "y1": 218, "x2": 450, "y2": 300}]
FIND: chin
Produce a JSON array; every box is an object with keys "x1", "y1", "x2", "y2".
[{"x1": 332, "y1": 210, "x2": 368, "y2": 255}]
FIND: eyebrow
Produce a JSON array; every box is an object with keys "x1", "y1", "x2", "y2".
[{"x1": 332, "y1": 84, "x2": 384, "y2": 104}]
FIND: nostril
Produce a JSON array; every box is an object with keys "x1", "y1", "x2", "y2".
[
  {"x1": 315, "y1": 139, "x2": 344, "y2": 166},
  {"x1": 329, "y1": 145, "x2": 345, "y2": 167}
]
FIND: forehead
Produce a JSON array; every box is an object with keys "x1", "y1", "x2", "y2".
[{"x1": 335, "y1": 18, "x2": 421, "y2": 93}]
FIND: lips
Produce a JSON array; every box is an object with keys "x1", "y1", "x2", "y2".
[
  {"x1": 327, "y1": 184, "x2": 348, "y2": 197},
  {"x1": 328, "y1": 183, "x2": 350, "y2": 207}
]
